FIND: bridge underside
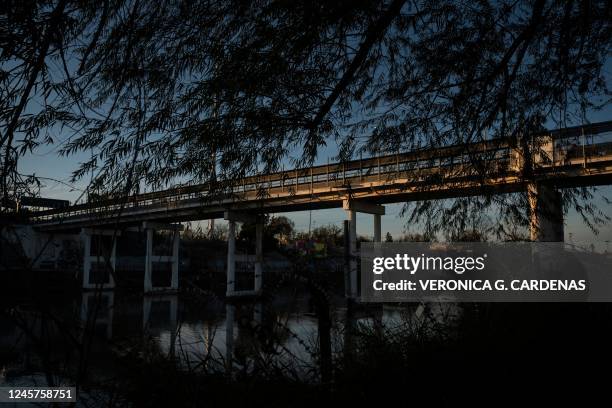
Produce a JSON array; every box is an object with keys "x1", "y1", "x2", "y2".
[{"x1": 32, "y1": 160, "x2": 612, "y2": 233}]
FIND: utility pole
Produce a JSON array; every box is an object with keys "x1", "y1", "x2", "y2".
[
  {"x1": 208, "y1": 149, "x2": 216, "y2": 238},
  {"x1": 208, "y1": 88, "x2": 219, "y2": 238}
]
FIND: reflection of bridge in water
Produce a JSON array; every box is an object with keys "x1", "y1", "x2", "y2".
[
  {"x1": 76, "y1": 292, "x2": 390, "y2": 378},
  {"x1": 1, "y1": 290, "x2": 394, "y2": 385},
  {"x1": 15, "y1": 121, "x2": 612, "y2": 297}
]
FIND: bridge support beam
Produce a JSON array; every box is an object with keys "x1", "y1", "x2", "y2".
[
  {"x1": 347, "y1": 210, "x2": 358, "y2": 298},
  {"x1": 528, "y1": 182, "x2": 564, "y2": 242},
  {"x1": 144, "y1": 223, "x2": 182, "y2": 293},
  {"x1": 343, "y1": 200, "x2": 385, "y2": 298},
  {"x1": 343, "y1": 200, "x2": 385, "y2": 216},
  {"x1": 374, "y1": 214, "x2": 382, "y2": 243},
  {"x1": 224, "y1": 211, "x2": 264, "y2": 297},
  {"x1": 82, "y1": 229, "x2": 118, "y2": 290}
]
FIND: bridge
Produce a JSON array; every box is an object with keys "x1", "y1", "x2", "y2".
[{"x1": 12, "y1": 121, "x2": 612, "y2": 297}]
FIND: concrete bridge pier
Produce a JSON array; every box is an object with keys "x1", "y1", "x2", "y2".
[
  {"x1": 528, "y1": 182, "x2": 564, "y2": 242},
  {"x1": 343, "y1": 200, "x2": 386, "y2": 298},
  {"x1": 224, "y1": 211, "x2": 263, "y2": 297},
  {"x1": 374, "y1": 213, "x2": 382, "y2": 243},
  {"x1": 347, "y1": 209, "x2": 358, "y2": 298},
  {"x1": 81, "y1": 228, "x2": 118, "y2": 290},
  {"x1": 143, "y1": 222, "x2": 183, "y2": 293}
]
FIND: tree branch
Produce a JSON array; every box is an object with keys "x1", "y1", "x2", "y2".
[{"x1": 309, "y1": 0, "x2": 407, "y2": 132}]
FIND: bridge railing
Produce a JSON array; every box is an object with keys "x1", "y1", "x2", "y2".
[{"x1": 510, "y1": 126, "x2": 612, "y2": 171}]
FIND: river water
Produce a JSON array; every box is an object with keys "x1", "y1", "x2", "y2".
[
  {"x1": 1, "y1": 285, "x2": 464, "y2": 405},
  {"x1": 2, "y1": 283, "x2": 612, "y2": 406}
]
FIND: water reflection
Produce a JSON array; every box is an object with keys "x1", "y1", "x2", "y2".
[
  {"x1": 143, "y1": 294, "x2": 178, "y2": 332},
  {"x1": 143, "y1": 294, "x2": 179, "y2": 357},
  {"x1": 1, "y1": 287, "x2": 468, "y2": 405},
  {"x1": 225, "y1": 303, "x2": 235, "y2": 374},
  {"x1": 81, "y1": 291, "x2": 114, "y2": 339},
  {"x1": 2, "y1": 286, "x2": 612, "y2": 406},
  {"x1": 73, "y1": 290, "x2": 452, "y2": 380}
]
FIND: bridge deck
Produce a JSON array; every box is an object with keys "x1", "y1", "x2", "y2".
[{"x1": 27, "y1": 121, "x2": 612, "y2": 231}]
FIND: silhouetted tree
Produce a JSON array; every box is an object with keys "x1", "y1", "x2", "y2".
[
  {"x1": 238, "y1": 216, "x2": 294, "y2": 250},
  {"x1": 267, "y1": 216, "x2": 295, "y2": 244},
  {"x1": 396, "y1": 233, "x2": 433, "y2": 242},
  {"x1": 0, "y1": 0, "x2": 102, "y2": 207},
  {"x1": 311, "y1": 224, "x2": 343, "y2": 246},
  {"x1": 2, "y1": 1, "x2": 610, "y2": 235}
]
